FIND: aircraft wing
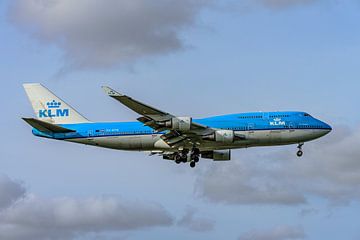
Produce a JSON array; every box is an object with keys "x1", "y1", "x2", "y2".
[{"x1": 102, "y1": 86, "x2": 214, "y2": 147}]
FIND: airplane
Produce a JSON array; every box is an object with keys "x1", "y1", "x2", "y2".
[{"x1": 22, "y1": 83, "x2": 332, "y2": 168}]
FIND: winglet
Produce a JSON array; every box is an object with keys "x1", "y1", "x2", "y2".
[{"x1": 101, "y1": 86, "x2": 123, "y2": 97}]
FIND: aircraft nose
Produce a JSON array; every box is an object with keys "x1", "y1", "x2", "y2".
[{"x1": 320, "y1": 121, "x2": 332, "y2": 135}]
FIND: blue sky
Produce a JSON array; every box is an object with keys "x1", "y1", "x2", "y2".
[{"x1": 1, "y1": 0, "x2": 360, "y2": 239}]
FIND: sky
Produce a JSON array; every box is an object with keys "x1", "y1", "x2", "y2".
[{"x1": 1, "y1": 0, "x2": 360, "y2": 239}]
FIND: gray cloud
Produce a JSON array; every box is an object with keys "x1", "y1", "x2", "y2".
[
  {"x1": 239, "y1": 225, "x2": 305, "y2": 240},
  {"x1": 0, "y1": 175, "x2": 26, "y2": 210},
  {"x1": 6, "y1": 0, "x2": 325, "y2": 72},
  {"x1": 195, "y1": 159, "x2": 306, "y2": 205},
  {"x1": 299, "y1": 208, "x2": 319, "y2": 217},
  {"x1": 196, "y1": 125, "x2": 360, "y2": 205},
  {"x1": 257, "y1": 0, "x2": 317, "y2": 9},
  {"x1": 177, "y1": 206, "x2": 215, "y2": 232},
  {"x1": 8, "y1": 0, "x2": 210, "y2": 70},
  {"x1": 218, "y1": 0, "x2": 320, "y2": 12},
  {"x1": 0, "y1": 175, "x2": 173, "y2": 240}
]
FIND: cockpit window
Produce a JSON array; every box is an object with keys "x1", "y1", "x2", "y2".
[{"x1": 304, "y1": 113, "x2": 311, "y2": 117}]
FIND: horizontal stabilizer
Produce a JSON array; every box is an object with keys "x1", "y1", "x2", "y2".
[
  {"x1": 22, "y1": 118, "x2": 76, "y2": 133},
  {"x1": 23, "y1": 83, "x2": 89, "y2": 124}
]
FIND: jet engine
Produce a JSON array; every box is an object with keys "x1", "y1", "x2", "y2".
[
  {"x1": 201, "y1": 150, "x2": 231, "y2": 161},
  {"x1": 202, "y1": 130, "x2": 246, "y2": 143},
  {"x1": 202, "y1": 130, "x2": 235, "y2": 143},
  {"x1": 159, "y1": 117, "x2": 192, "y2": 131}
]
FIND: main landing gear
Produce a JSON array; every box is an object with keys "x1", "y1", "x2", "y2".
[
  {"x1": 297, "y1": 143, "x2": 304, "y2": 157},
  {"x1": 189, "y1": 148, "x2": 200, "y2": 168},
  {"x1": 175, "y1": 150, "x2": 188, "y2": 164},
  {"x1": 174, "y1": 148, "x2": 200, "y2": 168}
]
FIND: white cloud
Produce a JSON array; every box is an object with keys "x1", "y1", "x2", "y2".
[
  {"x1": 196, "y1": 126, "x2": 360, "y2": 205},
  {"x1": 239, "y1": 225, "x2": 305, "y2": 240},
  {"x1": 0, "y1": 175, "x2": 173, "y2": 240},
  {"x1": 8, "y1": 0, "x2": 210, "y2": 70}
]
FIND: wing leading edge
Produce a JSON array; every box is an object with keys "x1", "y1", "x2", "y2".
[{"x1": 101, "y1": 86, "x2": 214, "y2": 147}]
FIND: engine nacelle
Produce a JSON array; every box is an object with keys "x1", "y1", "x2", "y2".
[
  {"x1": 201, "y1": 150, "x2": 231, "y2": 161},
  {"x1": 203, "y1": 130, "x2": 235, "y2": 143},
  {"x1": 164, "y1": 117, "x2": 192, "y2": 131}
]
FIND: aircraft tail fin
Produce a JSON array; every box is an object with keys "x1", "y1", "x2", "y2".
[
  {"x1": 23, "y1": 83, "x2": 89, "y2": 124},
  {"x1": 22, "y1": 118, "x2": 76, "y2": 133}
]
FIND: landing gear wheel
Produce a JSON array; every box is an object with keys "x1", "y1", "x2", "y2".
[
  {"x1": 297, "y1": 150, "x2": 303, "y2": 157},
  {"x1": 190, "y1": 161, "x2": 196, "y2": 168},
  {"x1": 296, "y1": 143, "x2": 304, "y2": 157},
  {"x1": 191, "y1": 148, "x2": 200, "y2": 155},
  {"x1": 175, "y1": 154, "x2": 182, "y2": 162},
  {"x1": 193, "y1": 156, "x2": 199, "y2": 163},
  {"x1": 175, "y1": 159, "x2": 181, "y2": 164},
  {"x1": 190, "y1": 148, "x2": 200, "y2": 163},
  {"x1": 179, "y1": 149, "x2": 189, "y2": 163}
]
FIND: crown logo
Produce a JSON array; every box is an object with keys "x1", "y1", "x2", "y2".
[
  {"x1": 273, "y1": 118, "x2": 281, "y2": 121},
  {"x1": 47, "y1": 100, "x2": 61, "y2": 109}
]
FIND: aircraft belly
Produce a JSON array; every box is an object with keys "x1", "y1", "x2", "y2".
[
  {"x1": 250, "y1": 129, "x2": 329, "y2": 146},
  {"x1": 66, "y1": 135, "x2": 157, "y2": 151},
  {"x1": 198, "y1": 129, "x2": 328, "y2": 150},
  {"x1": 280, "y1": 129, "x2": 325, "y2": 143},
  {"x1": 65, "y1": 129, "x2": 330, "y2": 152}
]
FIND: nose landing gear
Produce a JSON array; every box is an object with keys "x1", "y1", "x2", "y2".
[{"x1": 297, "y1": 143, "x2": 304, "y2": 157}]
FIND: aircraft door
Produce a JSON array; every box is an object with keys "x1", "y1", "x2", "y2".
[
  {"x1": 86, "y1": 129, "x2": 96, "y2": 145},
  {"x1": 289, "y1": 122, "x2": 295, "y2": 132},
  {"x1": 247, "y1": 123, "x2": 255, "y2": 139},
  {"x1": 262, "y1": 112, "x2": 269, "y2": 120},
  {"x1": 88, "y1": 129, "x2": 95, "y2": 137},
  {"x1": 248, "y1": 123, "x2": 255, "y2": 131}
]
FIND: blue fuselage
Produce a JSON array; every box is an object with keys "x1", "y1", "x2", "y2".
[{"x1": 32, "y1": 111, "x2": 331, "y2": 152}]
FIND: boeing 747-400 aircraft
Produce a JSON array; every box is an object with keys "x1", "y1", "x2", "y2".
[{"x1": 23, "y1": 83, "x2": 332, "y2": 168}]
